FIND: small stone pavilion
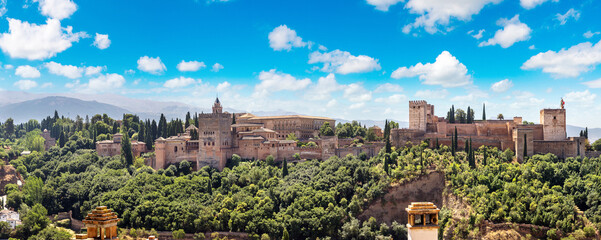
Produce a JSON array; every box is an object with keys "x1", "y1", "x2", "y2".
[
  {"x1": 80, "y1": 206, "x2": 120, "y2": 240},
  {"x1": 406, "y1": 202, "x2": 440, "y2": 240}
]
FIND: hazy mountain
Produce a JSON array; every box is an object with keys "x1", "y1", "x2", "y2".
[
  {"x1": 0, "y1": 96, "x2": 132, "y2": 123},
  {"x1": 567, "y1": 125, "x2": 601, "y2": 141}
]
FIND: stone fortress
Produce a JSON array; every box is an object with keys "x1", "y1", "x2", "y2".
[
  {"x1": 149, "y1": 98, "x2": 585, "y2": 171},
  {"x1": 391, "y1": 100, "x2": 585, "y2": 162}
]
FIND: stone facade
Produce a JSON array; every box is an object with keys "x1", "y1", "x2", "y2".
[
  {"x1": 95, "y1": 133, "x2": 147, "y2": 158},
  {"x1": 393, "y1": 100, "x2": 584, "y2": 160},
  {"x1": 41, "y1": 129, "x2": 56, "y2": 151}
]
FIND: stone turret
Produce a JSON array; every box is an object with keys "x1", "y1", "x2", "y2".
[
  {"x1": 409, "y1": 100, "x2": 433, "y2": 132},
  {"x1": 406, "y1": 202, "x2": 440, "y2": 240},
  {"x1": 213, "y1": 97, "x2": 223, "y2": 114}
]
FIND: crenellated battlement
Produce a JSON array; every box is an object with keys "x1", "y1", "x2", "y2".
[{"x1": 409, "y1": 100, "x2": 427, "y2": 106}]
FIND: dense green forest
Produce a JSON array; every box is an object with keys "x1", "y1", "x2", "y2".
[{"x1": 2, "y1": 113, "x2": 601, "y2": 239}]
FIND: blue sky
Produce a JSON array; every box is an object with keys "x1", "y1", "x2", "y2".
[{"x1": 0, "y1": 0, "x2": 600, "y2": 127}]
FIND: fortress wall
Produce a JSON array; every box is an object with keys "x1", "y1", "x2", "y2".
[
  {"x1": 533, "y1": 139, "x2": 584, "y2": 159},
  {"x1": 445, "y1": 124, "x2": 478, "y2": 136},
  {"x1": 516, "y1": 124, "x2": 544, "y2": 140}
]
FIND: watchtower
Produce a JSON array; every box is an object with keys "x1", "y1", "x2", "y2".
[
  {"x1": 540, "y1": 109, "x2": 566, "y2": 141},
  {"x1": 198, "y1": 97, "x2": 233, "y2": 170},
  {"x1": 409, "y1": 100, "x2": 432, "y2": 132},
  {"x1": 406, "y1": 202, "x2": 440, "y2": 240}
]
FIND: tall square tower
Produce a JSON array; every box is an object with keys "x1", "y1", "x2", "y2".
[
  {"x1": 409, "y1": 100, "x2": 433, "y2": 132},
  {"x1": 197, "y1": 98, "x2": 233, "y2": 170},
  {"x1": 540, "y1": 109, "x2": 566, "y2": 141}
]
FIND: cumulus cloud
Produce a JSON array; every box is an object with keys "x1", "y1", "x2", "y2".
[
  {"x1": 375, "y1": 94, "x2": 407, "y2": 104},
  {"x1": 468, "y1": 29, "x2": 485, "y2": 39},
  {"x1": 15, "y1": 65, "x2": 41, "y2": 78},
  {"x1": 164, "y1": 77, "x2": 198, "y2": 88},
  {"x1": 450, "y1": 91, "x2": 488, "y2": 103},
  {"x1": 344, "y1": 83, "x2": 372, "y2": 102},
  {"x1": 85, "y1": 66, "x2": 104, "y2": 76},
  {"x1": 177, "y1": 60, "x2": 206, "y2": 72},
  {"x1": 14, "y1": 80, "x2": 38, "y2": 90},
  {"x1": 366, "y1": 0, "x2": 404, "y2": 11},
  {"x1": 309, "y1": 49, "x2": 381, "y2": 74},
  {"x1": 0, "y1": 0, "x2": 6, "y2": 17},
  {"x1": 268, "y1": 25, "x2": 307, "y2": 51},
  {"x1": 414, "y1": 89, "x2": 448, "y2": 99},
  {"x1": 34, "y1": 0, "x2": 78, "y2": 20},
  {"x1": 564, "y1": 90, "x2": 596, "y2": 104},
  {"x1": 583, "y1": 78, "x2": 601, "y2": 88},
  {"x1": 304, "y1": 73, "x2": 344, "y2": 100},
  {"x1": 0, "y1": 18, "x2": 87, "y2": 60},
  {"x1": 522, "y1": 40, "x2": 601, "y2": 78},
  {"x1": 86, "y1": 73, "x2": 125, "y2": 92},
  {"x1": 391, "y1": 51, "x2": 471, "y2": 87},
  {"x1": 491, "y1": 79, "x2": 513, "y2": 93},
  {"x1": 216, "y1": 81, "x2": 231, "y2": 92},
  {"x1": 137, "y1": 56, "x2": 166, "y2": 74},
  {"x1": 374, "y1": 83, "x2": 403, "y2": 93},
  {"x1": 93, "y1": 33, "x2": 111, "y2": 49},
  {"x1": 253, "y1": 69, "x2": 311, "y2": 97},
  {"x1": 480, "y1": 15, "x2": 531, "y2": 48},
  {"x1": 584, "y1": 31, "x2": 600, "y2": 39},
  {"x1": 520, "y1": 0, "x2": 557, "y2": 9},
  {"x1": 402, "y1": 0, "x2": 501, "y2": 34},
  {"x1": 555, "y1": 8, "x2": 580, "y2": 25},
  {"x1": 212, "y1": 63, "x2": 224, "y2": 72},
  {"x1": 45, "y1": 61, "x2": 83, "y2": 79}
]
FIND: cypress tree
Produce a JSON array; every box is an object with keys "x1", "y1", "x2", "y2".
[
  {"x1": 282, "y1": 158, "x2": 288, "y2": 177},
  {"x1": 232, "y1": 114, "x2": 236, "y2": 124},
  {"x1": 467, "y1": 106, "x2": 471, "y2": 123},
  {"x1": 59, "y1": 131, "x2": 66, "y2": 147},
  {"x1": 121, "y1": 131, "x2": 134, "y2": 166},
  {"x1": 282, "y1": 228, "x2": 290, "y2": 240},
  {"x1": 482, "y1": 103, "x2": 486, "y2": 120},
  {"x1": 468, "y1": 138, "x2": 476, "y2": 169},
  {"x1": 483, "y1": 149, "x2": 487, "y2": 166},
  {"x1": 435, "y1": 138, "x2": 439, "y2": 149},
  {"x1": 464, "y1": 139, "x2": 469, "y2": 154},
  {"x1": 185, "y1": 112, "x2": 191, "y2": 128}
]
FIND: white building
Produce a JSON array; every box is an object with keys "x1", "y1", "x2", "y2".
[{"x1": 0, "y1": 209, "x2": 21, "y2": 229}]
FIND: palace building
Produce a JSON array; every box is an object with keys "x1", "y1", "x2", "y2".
[{"x1": 391, "y1": 100, "x2": 585, "y2": 161}]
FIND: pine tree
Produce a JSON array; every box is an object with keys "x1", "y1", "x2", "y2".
[
  {"x1": 121, "y1": 131, "x2": 134, "y2": 166},
  {"x1": 282, "y1": 158, "x2": 288, "y2": 177},
  {"x1": 482, "y1": 103, "x2": 486, "y2": 120}
]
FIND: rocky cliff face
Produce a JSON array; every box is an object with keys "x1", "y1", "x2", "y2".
[{"x1": 0, "y1": 165, "x2": 19, "y2": 195}]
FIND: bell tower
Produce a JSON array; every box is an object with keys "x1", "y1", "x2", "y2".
[{"x1": 212, "y1": 97, "x2": 223, "y2": 114}]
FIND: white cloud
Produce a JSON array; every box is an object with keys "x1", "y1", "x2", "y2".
[
  {"x1": 349, "y1": 102, "x2": 365, "y2": 109},
  {"x1": 124, "y1": 69, "x2": 135, "y2": 75},
  {"x1": 318, "y1": 45, "x2": 328, "y2": 51},
  {"x1": 309, "y1": 49, "x2": 381, "y2": 74},
  {"x1": 469, "y1": 29, "x2": 485, "y2": 39},
  {"x1": 4, "y1": 64, "x2": 13, "y2": 69},
  {"x1": 0, "y1": 18, "x2": 87, "y2": 60},
  {"x1": 564, "y1": 90, "x2": 596, "y2": 104},
  {"x1": 344, "y1": 83, "x2": 372, "y2": 102},
  {"x1": 403, "y1": 0, "x2": 501, "y2": 34},
  {"x1": 584, "y1": 31, "x2": 600, "y2": 39},
  {"x1": 85, "y1": 66, "x2": 104, "y2": 76},
  {"x1": 583, "y1": 78, "x2": 601, "y2": 88},
  {"x1": 520, "y1": 0, "x2": 557, "y2": 9},
  {"x1": 93, "y1": 33, "x2": 111, "y2": 49},
  {"x1": 490, "y1": 79, "x2": 513, "y2": 92},
  {"x1": 522, "y1": 40, "x2": 601, "y2": 78},
  {"x1": 34, "y1": 0, "x2": 77, "y2": 20},
  {"x1": 480, "y1": 15, "x2": 531, "y2": 48},
  {"x1": 374, "y1": 83, "x2": 404, "y2": 93},
  {"x1": 216, "y1": 81, "x2": 231, "y2": 92},
  {"x1": 0, "y1": 0, "x2": 6, "y2": 17},
  {"x1": 305, "y1": 73, "x2": 344, "y2": 100},
  {"x1": 366, "y1": 0, "x2": 404, "y2": 11},
  {"x1": 555, "y1": 8, "x2": 580, "y2": 25},
  {"x1": 212, "y1": 63, "x2": 224, "y2": 72},
  {"x1": 450, "y1": 90, "x2": 488, "y2": 103},
  {"x1": 529, "y1": 45, "x2": 536, "y2": 50},
  {"x1": 510, "y1": 97, "x2": 545, "y2": 108},
  {"x1": 414, "y1": 89, "x2": 448, "y2": 99},
  {"x1": 164, "y1": 77, "x2": 198, "y2": 89},
  {"x1": 375, "y1": 94, "x2": 407, "y2": 104},
  {"x1": 15, "y1": 65, "x2": 41, "y2": 78},
  {"x1": 268, "y1": 25, "x2": 307, "y2": 51},
  {"x1": 137, "y1": 56, "x2": 166, "y2": 74},
  {"x1": 177, "y1": 60, "x2": 206, "y2": 72},
  {"x1": 86, "y1": 73, "x2": 125, "y2": 92},
  {"x1": 13, "y1": 80, "x2": 38, "y2": 90},
  {"x1": 391, "y1": 51, "x2": 471, "y2": 87},
  {"x1": 253, "y1": 69, "x2": 311, "y2": 97},
  {"x1": 44, "y1": 61, "x2": 83, "y2": 79}
]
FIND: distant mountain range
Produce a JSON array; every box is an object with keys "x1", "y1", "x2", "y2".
[{"x1": 0, "y1": 92, "x2": 598, "y2": 141}]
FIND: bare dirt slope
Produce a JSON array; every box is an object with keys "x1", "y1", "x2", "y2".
[{"x1": 0, "y1": 164, "x2": 19, "y2": 195}]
